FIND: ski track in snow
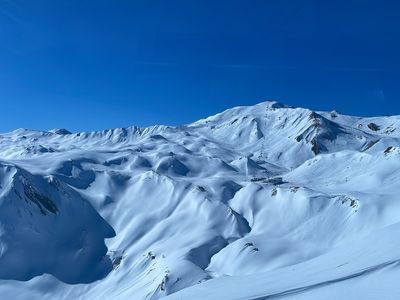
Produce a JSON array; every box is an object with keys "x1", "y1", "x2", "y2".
[{"x1": 249, "y1": 259, "x2": 400, "y2": 300}]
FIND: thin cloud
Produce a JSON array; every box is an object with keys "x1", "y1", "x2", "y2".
[
  {"x1": 132, "y1": 61, "x2": 179, "y2": 67},
  {"x1": 0, "y1": 1, "x2": 23, "y2": 24},
  {"x1": 210, "y1": 63, "x2": 297, "y2": 70},
  {"x1": 130, "y1": 62, "x2": 297, "y2": 70},
  {"x1": 323, "y1": 66, "x2": 383, "y2": 72}
]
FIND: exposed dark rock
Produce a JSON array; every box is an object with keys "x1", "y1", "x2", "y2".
[
  {"x1": 290, "y1": 186, "x2": 300, "y2": 193},
  {"x1": 384, "y1": 146, "x2": 395, "y2": 155},
  {"x1": 368, "y1": 123, "x2": 380, "y2": 131},
  {"x1": 250, "y1": 177, "x2": 267, "y2": 182},
  {"x1": 230, "y1": 118, "x2": 239, "y2": 125},
  {"x1": 50, "y1": 128, "x2": 72, "y2": 135},
  {"x1": 23, "y1": 183, "x2": 58, "y2": 215},
  {"x1": 267, "y1": 177, "x2": 285, "y2": 185},
  {"x1": 112, "y1": 256, "x2": 123, "y2": 270},
  {"x1": 362, "y1": 140, "x2": 380, "y2": 152},
  {"x1": 147, "y1": 251, "x2": 156, "y2": 260},
  {"x1": 330, "y1": 111, "x2": 338, "y2": 118},
  {"x1": 310, "y1": 138, "x2": 320, "y2": 155}
]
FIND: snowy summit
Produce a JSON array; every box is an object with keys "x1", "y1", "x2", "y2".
[{"x1": 0, "y1": 101, "x2": 400, "y2": 299}]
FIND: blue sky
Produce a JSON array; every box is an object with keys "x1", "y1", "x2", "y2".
[{"x1": 0, "y1": 0, "x2": 399, "y2": 132}]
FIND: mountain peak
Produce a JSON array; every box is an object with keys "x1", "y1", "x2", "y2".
[
  {"x1": 49, "y1": 128, "x2": 72, "y2": 135},
  {"x1": 257, "y1": 99, "x2": 291, "y2": 109}
]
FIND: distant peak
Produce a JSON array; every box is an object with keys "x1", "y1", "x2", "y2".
[
  {"x1": 10, "y1": 128, "x2": 32, "y2": 134},
  {"x1": 258, "y1": 100, "x2": 291, "y2": 109},
  {"x1": 49, "y1": 128, "x2": 72, "y2": 135}
]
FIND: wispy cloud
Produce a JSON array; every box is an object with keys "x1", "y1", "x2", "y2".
[
  {"x1": 129, "y1": 62, "x2": 297, "y2": 70},
  {"x1": 132, "y1": 61, "x2": 179, "y2": 67},
  {"x1": 0, "y1": 0, "x2": 23, "y2": 24},
  {"x1": 323, "y1": 66, "x2": 383, "y2": 72},
  {"x1": 123, "y1": 61, "x2": 384, "y2": 74},
  {"x1": 210, "y1": 63, "x2": 297, "y2": 70}
]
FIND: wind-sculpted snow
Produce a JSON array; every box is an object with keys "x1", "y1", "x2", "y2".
[{"x1": 0, "y1": 101, "x2": 400, "y2": 299}]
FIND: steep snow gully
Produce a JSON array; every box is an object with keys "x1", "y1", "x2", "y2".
[{"x1": 1, "y1": 101, "x2": 400, "y2": 299}]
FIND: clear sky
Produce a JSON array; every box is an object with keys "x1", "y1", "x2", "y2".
[{"x1": 0, "y1": 0, "x2": 399, "y2": 133}]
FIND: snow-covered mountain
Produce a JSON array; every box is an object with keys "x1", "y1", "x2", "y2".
[{"x1": 1, "y1": 100, "x2": 400, "y2": 299}]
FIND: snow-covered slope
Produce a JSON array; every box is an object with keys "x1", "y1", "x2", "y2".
[{"x1": 1, "y1": 100, "x2": 400, "y2": 299}]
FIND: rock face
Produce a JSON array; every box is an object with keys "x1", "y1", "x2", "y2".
[{"x1": 0, "y1": 100, "x2": 400, "y2": 299}]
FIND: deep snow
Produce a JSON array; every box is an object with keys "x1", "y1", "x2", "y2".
[{"x1": 0, "y1": 101, "x2": 400, "y2": 299}]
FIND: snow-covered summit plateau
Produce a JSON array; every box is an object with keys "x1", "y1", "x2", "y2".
[{"x1": 1, "y1": 101, "x2": 400, "y2": 299}]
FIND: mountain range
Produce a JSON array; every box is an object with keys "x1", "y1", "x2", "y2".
[{"x1": 0, "y1": 101, "x2": 399, "y2": 299}]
